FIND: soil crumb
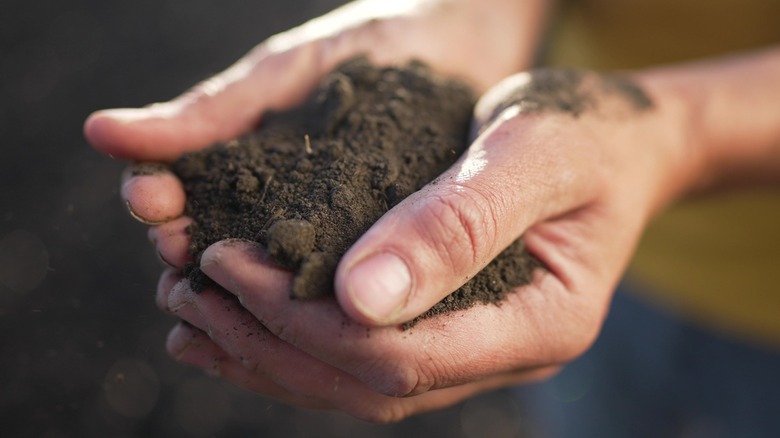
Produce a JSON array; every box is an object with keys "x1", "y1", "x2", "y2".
[{"x1": 172, "y1": 57, "x2": 541, "y2": 325}]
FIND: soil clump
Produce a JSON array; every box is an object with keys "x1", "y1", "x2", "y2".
[{"x1": 172, "y1": 57, "x2": 541, "y2": 325}]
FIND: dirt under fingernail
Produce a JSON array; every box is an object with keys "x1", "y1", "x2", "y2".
[{"x1": 129, "y1": 162, "x2": 171, "y2": 177}]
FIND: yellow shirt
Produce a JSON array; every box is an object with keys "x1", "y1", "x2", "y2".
[{"x1": 546, "y1": 0, "x2": 780, "y2": 346}]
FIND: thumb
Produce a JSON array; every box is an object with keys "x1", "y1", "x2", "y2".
[
  {"x1": 334, "y1": 104, "x2": 599, "y2": 326},
  {"x1": 84, "y1": 43, "x2": 324, "y2": 162},
  {"x1": 83, "y1": 0, "x2": 432, "y2": 162}
]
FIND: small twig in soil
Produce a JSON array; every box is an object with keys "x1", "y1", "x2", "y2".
[
  {"x1": 259, "y1": 174, "x2": 274, "y2": 203},
  {"x1": 304, "y1": 134, "x2": 313, "y2": 155}
]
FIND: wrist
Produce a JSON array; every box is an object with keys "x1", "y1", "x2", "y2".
[
  {"x1": 636, "y1": 47, "x2": 780, "y2": 204},
  {"x1": 629, "y1": 69, "x2": 710, "y2": 211}
]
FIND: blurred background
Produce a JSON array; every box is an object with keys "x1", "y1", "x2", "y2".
[{"x1": 0, "y1": 0, "x2": 534, "y2": 436}]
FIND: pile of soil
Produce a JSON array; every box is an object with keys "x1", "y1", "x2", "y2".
[{"x1": 172, "y1": 58, "x2": 540, "y2": 324}]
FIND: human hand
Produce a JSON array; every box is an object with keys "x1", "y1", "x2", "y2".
[
  {"x1": 84, "y1": 0, "x2": 557, "y2": 420},
  {"x1": 84, "y1": 0, "x2": 549, "y2": 263},
  {"x1": 156, "y1": 256, "x2": 559, "y2": 422},
  {"x1": 154, "y1": 68, "x2": 701, "y2": 421},
  {"x1": 86, "y1": 0, "x2": 545, "y2": 158}
]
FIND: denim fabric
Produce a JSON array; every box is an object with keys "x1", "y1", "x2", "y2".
[{"x1": 516, "y1": 284, "x2": 780, "y2": 438}]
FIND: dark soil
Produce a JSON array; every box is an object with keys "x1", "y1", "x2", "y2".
[{"x1": 172, "y1": 57, "x2": 540, "y2": 325}]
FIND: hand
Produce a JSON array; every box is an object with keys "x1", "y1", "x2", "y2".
[
  {"x1": 85, "y1": 0, "x2": 557, "y2": 421},
  {"x1": 155, "y1": 68, "x2": 699, "y2": 421},
  {"x1": 85, "y1": 0, "x2": 548, "y2": 261},
  {"x1": 86, "y1": 0, "x2": 545, "y2": 159},
  {"x1": 156, "y1": 255, "x2": 559, "y2": 422}
]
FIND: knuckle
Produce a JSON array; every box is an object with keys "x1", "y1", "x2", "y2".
[
  {"x1": 420, "y1": 186, "x2": 500, "y2": 273},
  {"x1": 350, "y1": 403, "x2": 407, "y2": 424},
  {"x1": 367, "y1": 362, "x2": 419, "y2": 398},
  {"x1": 238, "y1": 353, "x2": 260, "y2": 373},
  {"x1": 355, "y1": 16, "x2": 399, "y2": 44},
  {"x1": 188, "y1": 74, "x2": 228, "y2": 102},
  {"x1": 523, "y1": 366, "x2": 562, "y2": 384},
  {"x1": 262, "y1": 312, "x2": 294, "y2": 343},
  {"x1": 569, "y1": 305, "x2": 606, "y2": 360},
  {"x1": 342, "y1": 15, "x2": 417, "y2": 62},
  {"x1": 549, "y1": 296, "x2": 607, "y2": 365},
  {"x1": 358, "y1": 353, "x2": 441, "y2": 399}
]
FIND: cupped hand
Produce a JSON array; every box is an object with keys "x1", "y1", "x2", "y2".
[
  {"x1": 87, "y1": 0, "x2": 546, "y2": 275},
  {"x1": 156, "y1": 256, "x2": 558, "y2": 422},
  {"x1": 154, "y1": 68, "x2": 699, "y2": 421}
]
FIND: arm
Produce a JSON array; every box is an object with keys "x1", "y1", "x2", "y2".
[{"x1": 638, "y1": 46, "x2": 780, "y2": 195}]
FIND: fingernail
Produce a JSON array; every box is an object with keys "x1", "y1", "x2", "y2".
[
  {"x1": 346, "y1": 252, "x2": 411, "y2": 322},
  {"x1": 128, "y1": 162, "x2": 170, "y2": 177},
  {"x1": 125, "y1": 200, "x2": 164, "y2": 225},
  {"x1": 147, "y1": 227, "x2": 158, "y2": 245},
  {"x1": 166, "y1": 322, "x2": 200, "y2": 358},
  {"x1": 200, "y1": 239, "x2": 265, "y2": 270},
  {"x1": 157, "y1": 250, "x2": 176, "y2": 268}
]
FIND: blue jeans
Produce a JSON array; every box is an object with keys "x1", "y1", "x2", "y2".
[{"x1": 516, "y1": 284, "x2": 780, "y2": 438}]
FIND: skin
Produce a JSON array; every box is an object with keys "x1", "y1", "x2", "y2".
[{"x1": 84, "y1": 0, "x2": 780, "y2": 423}]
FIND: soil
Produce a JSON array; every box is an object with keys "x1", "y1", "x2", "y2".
[{"x1": 172, "y1": 57, "x2": 541, "y2": 325}]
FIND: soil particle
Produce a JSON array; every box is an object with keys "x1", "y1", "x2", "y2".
[
  {"x1": 172, "y1": 57, "x2": 541, "y2": 325},
  {"x1": 267, "y1": 219, "x2": 316, "y2": 269}
]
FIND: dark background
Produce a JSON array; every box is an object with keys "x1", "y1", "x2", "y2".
[{"x1": 0, "y1": 0, "x2": 533, "y2": 436}]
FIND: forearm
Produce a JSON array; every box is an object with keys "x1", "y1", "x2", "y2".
[
  {"x1": 697, "y1": 47, "x2": 780, "y2": 188},
  {"x1": 638, "y1": 46, "x2": 780, "y2": 200}
]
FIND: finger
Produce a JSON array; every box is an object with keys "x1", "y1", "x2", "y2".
[
  {"x1": 174, "y1": 276, "x2": 564, "y2": 422},
  {"x1": 166, "y1": 322, "x2": 557, "y2": 421},
  {"x1": 166, "y1": 322, "x2": 228, "y2": 376},
  {"x1": 156, "y1": 268, "x2": 183, "y2": 312},
  {"x1": 121, "y1": 164, "x2": 186, "y2": 224},
  {"x1": 83, "y1": 52, "x2": 273, "y2": 162},
  {"x1": 216, "y1": 359, "x2": 332, "y2": 411},
  {"x1": 83, "y1": 0, "x2": 483, "y2": 162},
  {"x1": 149, "y1": 216, "x2": 193, "y2": 269},
  {"x1": 166, "y1": 279, "x2": 209, "y2": 329},
  {"x1": 168, "y1": 291, "x2": 343, "y2": 412},
  {"x1": 83, "y1": 21, "x2": 353, "y2": 162},
  {"x1": 167, "y1": 278, "x2": 418, "y2": 421},
  {"x1": 334, "y1": 110, "x2": 601, "y2": 326},
  {"x1": 166, "y1": 322, "x2": 329, "y2": 410},
  {"x1": 200, "y1": 241, "x2": 601, "y2": 399}
]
